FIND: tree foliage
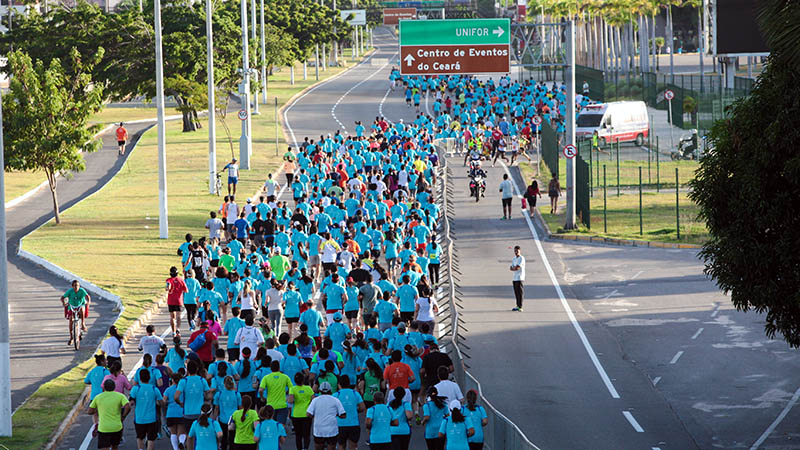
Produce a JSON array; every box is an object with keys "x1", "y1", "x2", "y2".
[
  {"x1": 2, "y1": 49, "x2": 105, "y2": 224},
  {"x1": 688, "y1": 0, "x2": 800, "y2": 346}
]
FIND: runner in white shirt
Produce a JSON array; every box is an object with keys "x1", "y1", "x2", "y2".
[
  {"x1": 263, "y1": 173, "x2": 280, "y2": 198},
  {"x1": 234, "y1": 316, "x2": 265, "y2": 359},
  {"x1": 306, "y1": 382, "x2": 346, "y2": 447}
]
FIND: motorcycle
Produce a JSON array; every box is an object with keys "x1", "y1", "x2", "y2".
[
  {"x1": 468, "y1": 160, "x2": 486, "y2": 202},
  {"x1": 671, "y1": 129, "x2": 699, "y2": 160}
]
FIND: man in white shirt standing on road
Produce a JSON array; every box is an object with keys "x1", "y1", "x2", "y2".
[
  {"x1": 510, "y1": 245, "x2": 526, "y2": 312},
  {"x1": 499, "y1": 173, "x2": 514, "y2": 220}
]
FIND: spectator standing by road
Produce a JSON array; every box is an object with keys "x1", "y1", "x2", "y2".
[
  {"x1": 548, "y1": 173, "x2": 561, "y2": 215},
  {"x1": 115, "y1": 123, "x2": 128, "y2": 156},
  {"x1": 510, "y1": 245, "x2": 526, "y2": 312},
  {"x1": 499, "y1": 174, "x2": 514, "y2": 220},
  {"x1": 223, "y1": 158, "x2": 240, "y2": 196}
]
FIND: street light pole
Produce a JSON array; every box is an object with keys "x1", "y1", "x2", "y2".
[
  {"x1": 205, "y1": 0, "x2": 216, "y2": 194},
  {"x1": 249, "y1": 0, "x2": 259, "y2": 114},
  {"x1": 260, "y1": 0, "x2": 267, "y2": 104},
  {"x1": 0, "y1": 82, "x2": 12, "y2": 438},
  {"x1": 239, "y1": 0, "x2": 252, "y2": 169},
  {"x1": 155, "y1": 0, "x2": 169, "y2": 238},
  {"x1": 565, "y1": 19, "x2": 577, "y2": 230}
]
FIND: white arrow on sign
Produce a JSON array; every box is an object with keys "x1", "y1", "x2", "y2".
[
  {"x1": 493, "y1": 26, "x2": 504, "y2": 38},
  {"x1": 404, "y1": 54, "x2": 415, "y2": 66}
]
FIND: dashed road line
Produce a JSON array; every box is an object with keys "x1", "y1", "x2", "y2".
[
  {"x1": 750, "y1": 386, "x2": 800, "y2": 450},
  {"x1": 331, "y1": 50, "x2": 397, "y2": 132},
  {"x1": 669, "y1": 350, "x2": 684, "y2": 365},
  {"x1": 623, "y1": 411, "x2": 645, "y2": 432},
  {"x1": 652, "y1": 376, "x2": 662, "y2": 386},
  {"x1": 691, "y1": 327, "x2": 704, "y2": 340}
]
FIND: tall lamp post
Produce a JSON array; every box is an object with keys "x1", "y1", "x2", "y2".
[
  {"x1": 260, "y1": 0, "x2": 267, "y2": 104},
  {"x1": 205, "y1": 0, "x2": 217, "y2": 194},
  {"x1": 0, "y1": 80, "x2": 11, "y2": 438},
  {"x1": 238, "y1": 0, "x2": 252, "y2": 169},
  {"x1": 155, "y1": 0, "x2": 169, "y2": 238}
]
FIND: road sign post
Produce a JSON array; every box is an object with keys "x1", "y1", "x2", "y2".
[
  {"x1": 533, "y1": 115, "x2": 542, "y2": 176},
  {"x1": 564, "y1": 19, "x2": 577, "y2": 230},
  {"x1": 399, "y1": 18, "x2": 511, "y2": 75},
  {"x1": 384, "y1": 7, "x2": 416, "y2": 25},
  {"x1": 665, "y1": 89, "x2": 675, "y2": 153}
]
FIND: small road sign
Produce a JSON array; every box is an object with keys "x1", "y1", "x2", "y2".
[
  {"x1": 532, "y1": 115, "x2": 542, "y2": 126},
  {"x1": 238, "y1": 109, "x2": 248, "y2": 121},
  {"x1": 399, "y1": 18, "x2": 511, "y2": 75},
  {"x1": 563, "y1": 144, "x2": 577, "y2": 159},
  {"x1": 384, "y1": 8, "x2": 416, "y2": 25},
  {"x1": 664, "y1": 89, "x2": 674, "y2": 100}
]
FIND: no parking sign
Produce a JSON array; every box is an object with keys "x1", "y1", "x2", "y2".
[
  {"x1": 664, "y1": 89, "x2": 675, "y2": 101},
  {"x1": 532, "y1": 115, "x2": 542, "y2": 126},
  {"x1": 238, "y1": 109, "x2": 248, "y2": 121}
]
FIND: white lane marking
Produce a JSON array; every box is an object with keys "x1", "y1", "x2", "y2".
[
  {"x1": 749, "y1": 386, "x2": 800, "y2": 450},
  {"x1": 379, "y1": 87, "x2": 395, "y2": 125},
  {"x1": 653, "y1": 447, "x2": 662, "y2": 450},
  {"x1": 652, "y1": 376, "x2": 662, "y2": 386},
  {"x1": 79, "y1": 312, "x2": 185, "y2": 450},
  {"x1": 330, "y1": 50, "x2": 397, "y2": 132},
  {"x1": 630, "y1": 270, "x2": 643, "y2": 280},
  {"x1": 669, "y1": 350, "x2": 684, "y2": 365},
  {"x1": 499, "y1": 161, "x2": 620, "y2": 399},
  {"x1": 710, "y1": 306, "x2": 720, "y2": 318},
  {"x1": 623, "y1": 411, "x2": 645, "y2": 432},
  {"x1": 596, "y1": 289, "x2": 620, "y2": 300},
  {"x1": 691, "y1": 327, "x2": 704, "y2": 340}
]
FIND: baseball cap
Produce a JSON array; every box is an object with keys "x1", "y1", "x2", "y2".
[
  {"x1": 246, "y1": 198, "x2": 252, "y2": 203},
  {"x1": 397, "y1": 322, "x2": 406, "y2": 330},
  {"x1": 319, "y1": 381, "x2": 332, "y2": 393},
  {"x1": 449, "y1": 400, "x2": 461, "y2": 411},
  {"x1": 346, "y1": 276, "x2": 354, "y2": 283},
  {"x1": 333, "y1": 312, "x2": 343, "y2": 321}
]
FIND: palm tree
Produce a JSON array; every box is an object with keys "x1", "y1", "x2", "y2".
[{"x1": 756, "y1": 0, "x2": 800, "y2": 67}]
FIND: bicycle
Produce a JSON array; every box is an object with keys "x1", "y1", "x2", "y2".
[{"x1": 67, "y1": 305, "x2": 84, "y2": 350}]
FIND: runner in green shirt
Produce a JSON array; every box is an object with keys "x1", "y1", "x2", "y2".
[
  {"x1": 61, "y1": 280, "x2": 91, "y2": 343},
  {"x1": 229, "y1": 395, "x2": 260, "y2": 446},
  {"x1": 258, "y1": 360, "x2": 294, "y2": 424},
  {"x1": 88, "y1": 379, "x2": 130, "y2": 449},
  {"x1": 288, "y1": 373, "x2": 314, "y2": 450},
  {"x1": 268, "y1": 249, "x2": 290, "y2": 281}
]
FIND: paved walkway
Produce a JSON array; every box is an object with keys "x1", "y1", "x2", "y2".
[{"x1": 6, "y1": 123, "x2": 155, "y2": 410}]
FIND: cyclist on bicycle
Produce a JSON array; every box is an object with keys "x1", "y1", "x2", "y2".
[{"x1": 61, "y1": 280, "x2": 91, "y2": 345}]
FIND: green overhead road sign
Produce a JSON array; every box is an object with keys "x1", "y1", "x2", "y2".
[{"x1": 399, "y1": 18, "x2": 511, "y2": 46}]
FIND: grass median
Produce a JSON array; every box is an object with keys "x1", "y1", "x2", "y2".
[
  {"x1": 0, "y1": 51, "x2": 371, "y2": 449},
  {"x1": 519, "y1": 162, "x2": 708, "y2": 245}
]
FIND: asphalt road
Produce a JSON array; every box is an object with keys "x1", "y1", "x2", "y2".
[{"x1": 6, "y1": 124, "x2": 153, "y2": 411}]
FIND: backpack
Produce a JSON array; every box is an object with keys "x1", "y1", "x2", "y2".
[{"x1": 188, "y1": 331, "x2": 206, "y2": 352}]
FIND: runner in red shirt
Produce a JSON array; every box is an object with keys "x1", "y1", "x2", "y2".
[
  {"x1": 384, "y1": 350, "x2": 415, "y2": 390},
  {"x1": 115, "y1": 123, "x2": 128, "y2": 156},
  {"x1": 165, "y1": 266, "x2": 187, "y2": 334},
  {"x1": 187, "y1": 321, "x2": 218, "y2": 369}
]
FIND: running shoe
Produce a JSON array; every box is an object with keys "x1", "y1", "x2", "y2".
[{"x1": 511, "y1": 307, "x2": 519, "y2": 311}]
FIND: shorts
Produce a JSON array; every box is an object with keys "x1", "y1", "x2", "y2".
[
  {"x1": 314, "y1": 435, "x2": 339, "y2": 446},
  {"x1": 135, "y1": 422, "x2": 158, "y2": 440},
  {"x1": 386, "y1": 257, "x2": 398, "y2": 271},
  {"x1": 345, "y1": 310, "x2": 359, "y2": 320},
  {"x1": 228, "y1": 176, "x2": 238, "y2": 185},
  {"x1": 168, "y1": 304, "x2": 182, "y2": 313},
  {"x1": 309, "y1": 254, "x2": 321, "y2": 266},
  {"x1": 117, "y1": 140, "x2": 126, "y2": 147},
  {"x1": 502, "y1": 197, "x2": 512, "y2": 208},
  {"x1": 183, "y1": 414, "x2": 200, "y2": 430},
  {"x1": 97, "y1": 430, "x2": 123, "y2": 448},
  {"x1": 400, "y1": 311, "x2": 414, "y2": 322},
  {"x1": 338, "y1": 426, "x2": 361, "y2": 444},
  {"x1": 166, "y1": 417, "x2": 183, "y2": 427},
  {"x1": 286, "y1": 316, "x2": 299, "y2": 324}
]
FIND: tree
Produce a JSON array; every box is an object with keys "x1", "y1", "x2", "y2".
[
  {"x1": 688, "y1": 0, "x2": 800, "y2": 346},
  {"x1": 2, "y1": 49, "x2": 105, "y2": 224}
]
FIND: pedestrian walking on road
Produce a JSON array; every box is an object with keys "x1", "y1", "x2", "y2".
[
  {"x1": 510, "y1": 246, "x2": 526, "y2": 312},
  {"x1": 115, "y1": 123, "x2": 128, "y2": 156},
  {"x1": 499, "y1": 174, "x2": 514, "y2": 220},
  {"x1": 548, "y1": 173, "x2": 561, "y2": 215},
  {"x1": 524, "y1": 179, "x2": 542, "y2": 216}
]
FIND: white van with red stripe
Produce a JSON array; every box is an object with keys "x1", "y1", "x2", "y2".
[{"x1": 576, "y1": 101, "x2": 649, "y2": 146}]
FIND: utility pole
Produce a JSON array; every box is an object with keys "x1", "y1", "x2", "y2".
[
  {"x1": 155, "y1": 0, "x2": 169, "y2": 238},
  {"x1": 332, "y1": 0, "x2": 338, "y2": 66},
  {"x1": 315, "y1": 44, "x2": 320, "y2": 80},
  {"x1": 205, "y1": 0, "x2": 216, "y2": 194},
  {"x1": 0, "y1": 81, "x2": 11, "y2": 439},
  {"x1": 565, "y1": 19, "x2": 577, "y2": 230},
  {"x1": 249, "y1": 0, "x2": 259, "y2": 115},
  {"x1": 239, "y1": 0, "x2": 252, "y2": 169}
]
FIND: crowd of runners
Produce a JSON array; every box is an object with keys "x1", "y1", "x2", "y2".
[{"x1": 82, "y1": 71, "x2": 592, "y2": 450}]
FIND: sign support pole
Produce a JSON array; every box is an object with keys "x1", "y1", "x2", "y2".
[
  {"x1": 565, "y1": 19, "x2": 577, "y2": 230},
  {"x1": 667, "y1": 97, "x2": 674, "y2": 152},
  {"x1": 238, "y1": 0, "x2": 252, "y2": 170}
]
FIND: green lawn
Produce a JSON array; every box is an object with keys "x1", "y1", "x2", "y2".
[
  {"x1": 520, "y1": 162, "x2": 708, "y2": 245},
  {"x1": 88, "y1": 106, "x2": 158, "y2": 125},
  {"x1": 548, "y1": 153, "x2": 699, "y2": 190},
  {"x1": 0, "y1": 49, "x2": 372, "y2": 449}
]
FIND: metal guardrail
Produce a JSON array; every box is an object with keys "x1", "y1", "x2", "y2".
[{"x1": 434, "y1": 138, "x2": 542, "y2": 450}]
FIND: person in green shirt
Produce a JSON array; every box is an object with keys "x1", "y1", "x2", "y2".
[
  {"x1": 219, "y1": 247, "x2": 236, "y2": 273},
  {"x1": 268, "y1": 248, "x2": 290, "y2": 281},
  {"x1": 229, "y1": 395, "x2": 260, "y2": 448},
  {"x1": 288, "y1": 372, "x2": 314, "y2": 450},
  {"x1": 87, "y1": 379, "x2": 130, "y2": 450},
  {"x1": 258, "y1": 360, "x2": 293, "y2": 425},
  {"x1": 61, "y1": 280, "x2": 91, "y2": 345}
]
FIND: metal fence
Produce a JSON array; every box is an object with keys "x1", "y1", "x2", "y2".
[{"x1": 434, "y1": 138, "x2": 542, "y2": 450}]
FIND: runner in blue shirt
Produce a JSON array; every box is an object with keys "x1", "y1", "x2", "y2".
[
  {"x1": 84, "y1": 354, "x2": 110, "y2": 401},
  {"x1": 187, "y1": 404, "x2": 223, "y2": 450}
]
